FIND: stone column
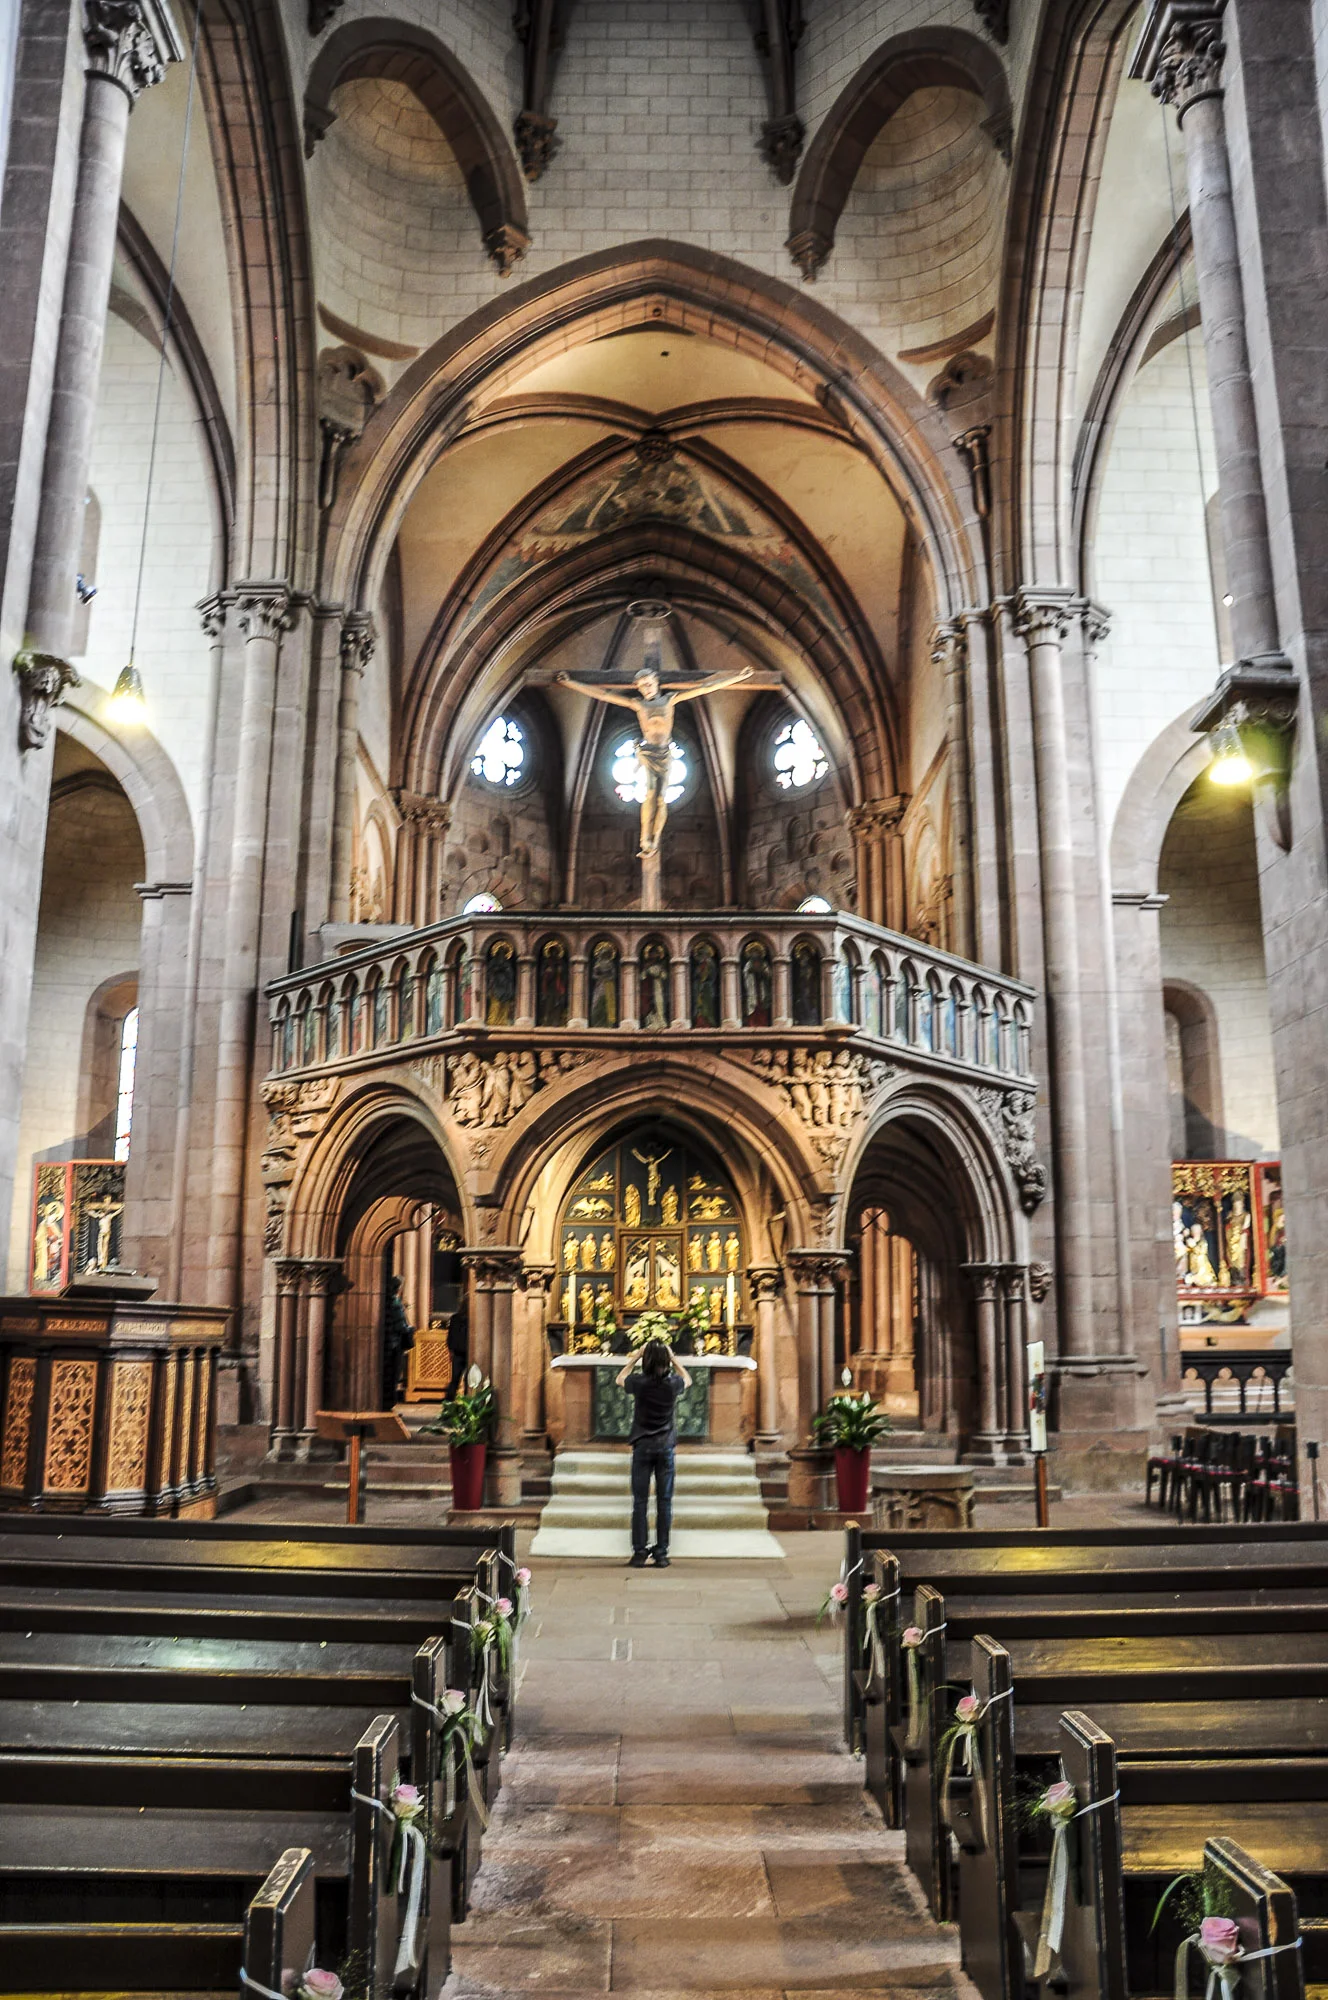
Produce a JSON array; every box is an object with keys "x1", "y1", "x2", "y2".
[
  {"x1": 329, "y1": 613, "x2": 373, "y2": 924},
  {"x1": 302, "y1": 1260, "x2": 341, "y2": 1451},
  {"x1": 392, "y1": 792, "x2": 450, "y2": 927},
  {"x1": 999, "y1": 1264, "x2": 1029, "y2": 1455},
  {"x1": 932, "y1": 622, "x2": 974, "y2": 956},
  {"x1": 772, "y1": 952, "x2": 792, "y2": 1028},
  {"x1": 1131, "y1": 5, "x2": 1286, "y2": 673},
  {"x1": 963, "y1": 1263, "x2": 1005, "y2": 1461},
  {"x1": 469, "y1": 1247, "x2": 523, "y2": 1505},
  {"x1": 568, "y1": 951, "x2": 588, "y2": 1029},
  {"x1": 514, "y1": 950, "x2": 536, "y2": 1030},
  {"x1": 121, "y1": 878, "x2": 191, "y2": 1281},
  {"x1": 669, "y1": 951, "x2": 688, "y2": 1029},
  {"x1": 521, "y1": 1262, "x2": 555, "y2": 1451},
  {"x1": 620, "y1": 956, "x2": 639, "y2": 1031},
  {"x1": 720, "y1": 951, "x2": 741, "y2": 1029},
  {"x1": 24, "y1": 0, "x2": 181, "y2": 655},
  {"x1": 749, "y1": 1265, "x2": 784, "y2": 1443},
  {"x1": 272, "y1": 1259, "x2": 301, "y2": 1454},
  {"x1": 845, "y1": 800, "x2": 906, "y2": 929},
  {"x1": 1013, "y1": 591, "x2": 1094, "y2": 1359},
  {"x1": 207, "y1": 586, "x2": 297, "y2": 1306}
]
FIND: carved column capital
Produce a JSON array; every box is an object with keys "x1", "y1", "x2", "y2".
[
  {"x1": 929, "y1": 620, "x2": 968, "y2": 671},
  {"x1": 273, "y1": 1259, "x2": 304, "y2": 1296},
  {"x1": 391, "y1": 788, "x2": 451, "y2": 836},
  {"x1": 338, "y1": 610, "x2": 375, "y2": 676},
  {"x1": 82, "y1": 0, "x2": 183, "y2": 99},
  {"x1": 1076, "y1": 598, "x2": 1112, "y2": 650},
  {"x1": 483, "y1": 223, "x2": 530, "y2": 277},
  {"x1": 1012, "y1": 588, "x2": 1074, "y2": 647},
  {"x1": 747, "y1": 1265, "x2": 784, "y2": 1303},
  {"x1": 961, "y1": 1261, "x2": 1001, "y2": 1302},
  {"x1": 13, "y1": 649, "x2": 79, "y2": 752},
  {"x1": 846, "y1": 795, "x2": 908, "y2": 839},
  {"x1": 234, "y1": 583, "x2": 298, "y2": 644},
  {"x1": 1131, "y1": 2, "x2": 1226, "y2": 118},
  {"x1": 462, "y1": 1246, "x2": 525, "y2": 1288},
  {"x1": 521, "y1": 1262, "x2": 557, "y2": 1299},
  {"x1": 197, "y1": 593, "x2": 226, "y2": 642}
]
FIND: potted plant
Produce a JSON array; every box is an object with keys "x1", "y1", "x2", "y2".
[
  {"x1": 421, "y1": 1369, "x2": 496, "y2": 1512},
  {"x1": 812, "y1": 1389, "x2": 893, "y2": 1514}
]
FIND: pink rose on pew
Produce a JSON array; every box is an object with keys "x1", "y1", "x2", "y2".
[
  {"x1": 902, "y1": 1625, "x2": 923, "y2": 1648},
  {"x1": 392, "y1": 1783, "x2": 425, "y2": 1821},
  {"x1": 1200, "y1": 1918, "x2": 1242, "y2": 1965},
  {"x1": 830, "y1": 1582, "x2": 849, "y2": 1607},
  {"x1": 1041, "y1": 1779, "x2": 1077, "y2": 1823},
  {"x1": 296, "y1": 1972, "x2": 343, "y2": 2000},
  {"x1": 515, "y1": 1567, "x2": 531, "y2": 1587},
  {"x1": 862, "y1": 1582, "x2": 882, "y2": 1604},
  {"x1": 955, "y1": 1694, "x2": 980, "y2": 1724},
  {"x1": 442, "y1": 1689, "x2": 468, "y2": 1716},
  {"x1": 497, "y1": 1596, "x2": 514, "y2": 1617}
]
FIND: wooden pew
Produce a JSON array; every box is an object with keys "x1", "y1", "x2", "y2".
[
  {"x1": 241, "y1": 1847, "x2": 318, "y2": 2000},
  {"x1": 0, "y1": 1621, "x2": 481, "y2": 1925},
  {"x1": 945, "y1": 1639, "x2": 1328, "y2": 2000},
  {"x1": 1045, "y1": 1719, "x2": 1311, "y2": 2000},
  {"x1": 844, "y1": 1520, "x2": 1328, "y2": 1756},
  {"x1": 0, "y1": 1717, "x2": 411, "y2": 1998},
  {"x1": 898, "y1": 1590, "x2": 1328, "y2": 1919},
  {"x1": 855, "y1": 1536, "x2": 1328, "y2": 1823},
  {"x1": 0, "y1": 1842, "x2": 318, "y2": 1998}
]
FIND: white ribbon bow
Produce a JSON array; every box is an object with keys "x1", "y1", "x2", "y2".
[
  {"x1": 350, "y1": 1789, "x2": 427, "y2": 1982},
  {"x1": 1034, "y1": 1783, "x2": 1121, "y2": 1977}
]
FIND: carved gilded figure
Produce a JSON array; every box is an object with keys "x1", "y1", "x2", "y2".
[
  {"x1": 624, "y1": 1184, "x2": 641, "y2": 1228},
  {"x1": 661, "y1": 1184, "x2": 679, "y2": 1226},
  {"x1": 706, "y1": 1231, "x2": 722, "y2": 1272}
]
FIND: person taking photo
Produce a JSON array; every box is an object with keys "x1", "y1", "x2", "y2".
[{"x1": 615, "y1": 1338, "x2": 691, "y2": 1567}]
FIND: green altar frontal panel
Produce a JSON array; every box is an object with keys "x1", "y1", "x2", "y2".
[{"x1": 593, "y1": 1370, "x2": 709, "y2": 1440}]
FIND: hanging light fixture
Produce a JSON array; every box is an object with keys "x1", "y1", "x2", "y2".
[
  {"x1": 110, "y1": 0, "x2": 203, "y2": 729},
  {"x1": 1207, "y1": 710, "x2": 1254, "y2": 787}
]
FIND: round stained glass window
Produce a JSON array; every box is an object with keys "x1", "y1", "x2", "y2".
[
  {"x1": 463, "y1": 892, "x2": 502, "y2": 914},
  {"x1": 797, "y1": 895, "x2": 833, "y2": 914},
  {"x1": 472, "y1": 716, "x2": 525, "y2": 787},
  {"x1": 773, "y1": 717, "x2": 828, "y2": 791},
  {"x1": 612, "y1": 734, "x2": 687, "y2": 806}
]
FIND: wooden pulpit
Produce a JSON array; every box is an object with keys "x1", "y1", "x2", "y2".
[{"x1": 314, "y1": 1409, "x2": 409, "y2": 1524}]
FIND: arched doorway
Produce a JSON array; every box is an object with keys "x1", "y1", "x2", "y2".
[
  {"x1": 844, "y1": 1107, "x2": 1021, "y2": 1459},
  {"x1": 331, "y1": 1115, "x2": 463, "y2": 1411}
]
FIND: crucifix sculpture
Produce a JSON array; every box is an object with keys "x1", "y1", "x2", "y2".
[{"x1": 556, "y1": 602, "x2": 753, "y2": 909}]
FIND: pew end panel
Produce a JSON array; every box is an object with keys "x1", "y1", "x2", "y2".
[
  {"x1": 903, "y1": 1584, "x2": 953, "y2": 1923},
  {"x1": 1203, "y1": 1839, "x2": 1305, "y2": 2000},
  {"x1": 954, "y1": 1636, "x2": 1023, "y2": 2000},
  {"x1": 350, "y1": 1716, "x2": 399, "y2": 2000},
  {"x1": 1051, "y1": 1712, "x2": 1128, "y2": 2000},
  {"x1": 844, "y1": 1520, "x2": 864, "y2": 1753},
  {"x1": 241, "y1": 1846, "x2": 317, "y2": 2000},
  {"x1": 864, "y1": 1551, "x2": 901, "y2": 1824}
]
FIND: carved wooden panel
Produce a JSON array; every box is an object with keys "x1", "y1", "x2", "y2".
[
  {"x1": 43, "y1": 1358, "x2": 98, "y2": 1492},
  {"x1": 157, "y1": 1353, "x2": 178, "y2": 1490},
  {"x1": 194, "y1": 1354, "x2": 212, "y2": 1477},
  {"x1": 1, "y1": 1359, "x2": 36, "y2": 1489},
  {"x1": 179, "y1": 1351, "x2": 197, "y2": 1483},
  {"x1": 105, "y1": 1360, "x2": 154, "y2": 1493}
]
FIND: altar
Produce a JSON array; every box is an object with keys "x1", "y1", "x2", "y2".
[{"x1": 549, "y1": 1353, "x2": 757, "y2": 1446}]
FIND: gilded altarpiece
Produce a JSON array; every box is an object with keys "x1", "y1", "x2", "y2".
[{"x1": 1172, "y1": 1160, "x2": 1288, "y2": 1323}]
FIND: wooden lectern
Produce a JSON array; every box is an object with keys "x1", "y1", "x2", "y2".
[{"x1": 314, "y1": 1410, "x2": 410, "y2": 1524}]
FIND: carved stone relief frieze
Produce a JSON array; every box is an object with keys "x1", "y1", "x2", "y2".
[
  {"x1": 259, "y1": 1077, "x2": 341, "y2": 1254},
  {"x1": 740, "y1": 1046, "x2": 893, "y2": 1173},
  {"x1": 409, "y1": 1047, "x2": 595, "y2": 1133},
  {"x1": 972, "y1": 1085, "x2": 1048, "y2": 1213}
]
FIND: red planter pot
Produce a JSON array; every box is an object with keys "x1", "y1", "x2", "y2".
[
  {"x1": 450, "y1": 1442, "x2": 487, "y2": 1512},
  {"x1": 834, "y1": 1445, "x2": 871, "y2": 1515}
]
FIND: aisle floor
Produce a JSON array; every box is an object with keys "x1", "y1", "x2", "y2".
[{"x1": 444, "y1": 1533, "x2": 977, "y2": 1998}]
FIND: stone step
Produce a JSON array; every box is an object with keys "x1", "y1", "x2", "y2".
[
  {"x1": 540, "y1": 1495, "x2": 772, "y2": 1530},
  {"x1": 973, "y1": 1481, "x2": 1065, "y2": 1505},
  {"x1": 325, "y1": 1480, "x2": 453, "y2": 1498}
]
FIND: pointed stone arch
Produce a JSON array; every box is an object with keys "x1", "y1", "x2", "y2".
[
  {"x1": 321, "y1": 238, "x2": 985, "y2": 622},
  {"x1": 304, "y1": 18, "x2": 530, "y2": 274},
  {"x1": 787, "y1": 26, "x2": 1012, "y2": 283}
]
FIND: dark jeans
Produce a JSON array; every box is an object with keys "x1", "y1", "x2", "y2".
[{"x1": 631, "y1": 1437, "x2": 675, "y2": 1555}]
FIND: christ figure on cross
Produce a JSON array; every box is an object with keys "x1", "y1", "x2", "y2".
[{"x1": 556, "y1": 657, "x2": 754, "y2": 859}]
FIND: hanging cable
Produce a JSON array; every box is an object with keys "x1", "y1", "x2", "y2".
[{"x1": 109, "y1": 0, "x2": 205, "y2": 720}]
